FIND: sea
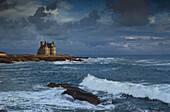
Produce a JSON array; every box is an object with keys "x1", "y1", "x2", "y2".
[{"x1": 0, "y1": 55, "x2": 170, "y2": 112}]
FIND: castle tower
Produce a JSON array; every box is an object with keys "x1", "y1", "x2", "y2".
[
  {"x1": 44, "y1": 44, "x2": 50, "y2": 55},
  {"x1": 50, "y1": 42, "x2": 56, "y2": 55},
  {"x1": 40, "y1": 41, "x2": 44, "y2": 46},
  {"x1": 37, "y1": 41, "x2": 56, "y2": 55}
]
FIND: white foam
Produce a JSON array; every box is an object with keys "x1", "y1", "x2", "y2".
[
  {"x1": 53, "y1": 60, "x2": 84, "y2": 65},
  {"x1": 0, "y1": 87, "x2": 115, "y2": 111},
  {"x1": 42, "y1": 57, "x2": 124, "y2": 65},
  {"x1": 83, "y1": 57, "x2": 123, "y2": 64},
  {"x1": 136, "y1": 60, "x2": 153, "y2": 63},
  {"x1": 154, "y1": 63, "x2": 170, "y2": 66},
  {"x1": 136, "y1": 60, "x2": 170, "y2": 66},
  {"x1": 80, "y1": 74, "x2": 170, "y2": 104}
]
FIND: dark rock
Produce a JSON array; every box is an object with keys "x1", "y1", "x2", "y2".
[
  {"x1": 0, "y1": 58, "x2": 13, "y2": 64},
  {"x1": 0, "y1": 110, "x2": 7, "y2": 112},
  {"x1": 47, "y1": 82, "x2": 60, "y2": 88},
  {"x1": 38, "y1": 57, "x2": 66, "y2": 61},
  {"x1": 66, "y1": 57, "x2": 83, "y2": 62},
  {"x1": 53, "y1": 58, "x2": 66, "y2": 61},
  {"x1": 62, "y1": 88, "x2": 101, "y2": 105},
  {"x1": 31, "y1": 58, "x2": 40, "y2": 61},
  {"x1": 18, "y1": 57, "x2": 28, "y2": 62},
  {"x1": 0, "y1": 55, "x2": 88, "y2": 63},
  {"x1": 47, "y1": 82, "x2": 101, "y2": 105}
]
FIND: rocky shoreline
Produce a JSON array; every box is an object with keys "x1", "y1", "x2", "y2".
[{"x1": 0, "y1": 55, "x2": 89, "y2": 64}]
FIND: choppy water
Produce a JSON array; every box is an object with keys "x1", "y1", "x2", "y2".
[{"x1": 0, "y1": 55, "x2": 170, "y2": 112}]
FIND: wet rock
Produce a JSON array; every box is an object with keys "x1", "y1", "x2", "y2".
[
  {"x1": 47, "y1": 82, "x2": 60, "y2": 88},
  {"x1": 17, "y1": 57, "x2": 28, "y2": 62},
  {"x1": 31, "y1": 58, "x2": 40, "y2": 61},
  {"x1": 0, "y1": 55, "x2": 88, "y2": 63},
  {"x1": 0, "y1": 58, "x2": 13, "y2": 64},
  {"x1": 0, "y1": 110, "x2": 7, "y2": 112},
  {"x1": 47, "y1": 82, "x2": 101, "y2": 105},
  {"x1": 62, "y1": 88, "x2": 101, "y2": 105},
  {"x1": 66, "y1": 57, "x2": 83, "y2": 62},
  {"x1": 38, "y1": 57, "x2": 66, "y2": 61}
]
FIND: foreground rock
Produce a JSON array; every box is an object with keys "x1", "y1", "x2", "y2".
[
  {"x1": 0, "y1": 110, "x2": 7, "y2": 112},
  {"x1": 47, "y1": 82, "x2": 101, "y2": 105}
]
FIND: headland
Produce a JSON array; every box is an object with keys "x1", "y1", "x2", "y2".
[
  {"x1": 0, "y1": 41, "x2": 88, "y2": 64},
  {"x1": 0, "y1": 54, "x2": 88, "y2": 64}
]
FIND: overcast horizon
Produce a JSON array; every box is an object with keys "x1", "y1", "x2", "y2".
[{"x1": 0, "y1": 0, "x2": 170, "y2": 55}]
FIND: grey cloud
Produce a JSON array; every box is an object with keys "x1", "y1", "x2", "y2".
[
  {"x1": 34, "y1": 7, "x2": 47, "y2": 17},
  {"x1": 28, "y1": 6, "x2": 54, "y2": 30},
  {"x1": 106, "y1": 0, "x2": 170, "y2": 26},
  {"x1": 46, "y1": 1, "x2": 57, "y2": 11},
  {"x1": 106, "y1": 0, "x2": 149, "y2": 26},
  {"x1": 149, "y1": 0, "x2": 170, "y2": 13},
  {"x1": 0, "y1": 0, "x2": 16, "y2": 10},
  {"x1": 0, "y1": 0, "x2": 170, "y2": 55},
  {"x1": 79, "y1": 10, "x2": 100, "y2": 26}
]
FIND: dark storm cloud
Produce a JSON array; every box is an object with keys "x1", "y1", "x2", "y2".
[
  {"x1": 28, "y1": 3, "x2": 58, "y2": 30},
  {"x1": 34, "y1": 7, "x2": 47, "y2": 17},
  {"x1": 106, "y1": 0, "x2": 170, "y2": 26},
  {"x1": 79, "y1": 10, "x2": 100, "y2": 25},
  {"x1": 46, "y1": 1, "x2": 57, "y2": 11},
  {"x1": 0, "y1": 0, "x2": 170, "y2": 55},
  {"x1": 28, "y1": 6, "x2": 50, "y2": 30},
  {"x1": 149, "y1": 0, "x2": 170, "y2": 13},
  {"x1": 28, "y1": 1, "x2": 59, "y2": 30},
  {"x1": 0, "y1": 0, "x2": 15, "y2": 10},
  {"x1": 106, "y1": 0, "x2": 149, "y2": 26}
]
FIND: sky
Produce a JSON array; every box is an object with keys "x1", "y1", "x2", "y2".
[{"x1": 0, "y1": 0, "x2": 170, "y2": 55}]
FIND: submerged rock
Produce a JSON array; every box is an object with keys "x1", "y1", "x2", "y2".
[{"x1": 47, "y1": 82, "x2": 101, "y2": 105}]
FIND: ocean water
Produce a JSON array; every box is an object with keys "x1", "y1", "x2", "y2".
[{"x1": 0, "y1": 55, "x2": 170, "y2": 112}]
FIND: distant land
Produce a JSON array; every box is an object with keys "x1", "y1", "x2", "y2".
[
  {"x1": 0, "y1": 53, "x2": 88, "y2": 64},
  {"x1": 0, "y1": 41, "x2": 89, "y2": 64}
]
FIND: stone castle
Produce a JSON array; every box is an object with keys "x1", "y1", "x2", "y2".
[{"x1": 37, "y1": 41, "x2": 56, "y2": 55}]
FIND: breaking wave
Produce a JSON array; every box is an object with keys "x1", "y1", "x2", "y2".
[{"x1": 80, "y1": 74, "x2": 170, "y2": 104}]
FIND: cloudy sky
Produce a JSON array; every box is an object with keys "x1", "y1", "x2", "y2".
[{"x1": 0, "y1": 0, "x2": 170, "y2": 55}]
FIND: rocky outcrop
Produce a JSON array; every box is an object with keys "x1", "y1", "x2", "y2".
[
  {"x1": 0, "y1": 110, "x2": 7, "y2": 112},
  {"x1": 0, "y1": 58, "x2": 13, "y2": 64},
  {"x1": 47, "y1": 82, "x2": 101, "y2": 105},
  {"x1": 0, "y1": 55, "x2": 88, "y2": 64}
]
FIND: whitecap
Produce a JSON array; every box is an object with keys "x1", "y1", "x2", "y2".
[
  {"x1": 154, "y1": 63, "x2": 170, "y2": 66},
  {"x1": 53, "y1": 60, "x2": 84, "y2": 65},
  {"x1": 80, "y1": 74, "x2": 170, "y2": 104}
]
